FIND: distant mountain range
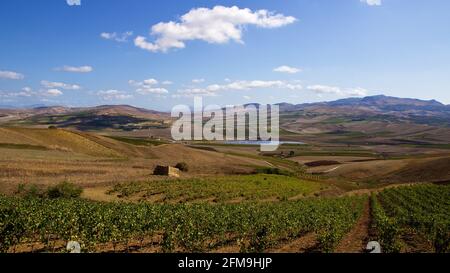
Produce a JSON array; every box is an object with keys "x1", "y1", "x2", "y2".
[
  {"x1": 275, "y1": 95, "x2": 450, "y2": 127},
  {"x1": 0, "y1": 104, "x2": 168, "y2": 118},
  {"x1": 1, "y1": 94, "x2": 448, "y2": 115},
  {"x1": 272, "y1": 95, "x2": 450, "y2": 146},
  {"x1": 277, "y1": 95, "x2": 448, "y2": 111},
  {"x1": 0, "y1": 96, "x2": 449, "y2": 140}
]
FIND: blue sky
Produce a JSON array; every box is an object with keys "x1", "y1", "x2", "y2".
[{"x1": 1, "y1": 0, "x2": 449, "y2": 110}]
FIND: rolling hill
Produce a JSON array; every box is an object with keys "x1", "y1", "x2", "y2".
[
  {"x1": 1, "y1": 95, "x2": 449, "y2": 146},
  {"x1": 277, "y1": 95, "x2": 450, "y2": 146},
  {"x1": 0, "y1": 105, "x2": 171, "y2": 131},
  {"x1": 0, "y1": 127, "x2": 273, "y2": 194}
]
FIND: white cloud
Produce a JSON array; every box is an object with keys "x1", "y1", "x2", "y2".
[
  {"x1": 22, "y1": 87, "x2": 32, "y2": 93},
  {"x1": 0, "y1": 89, "x2": 34, "y2": 98},
  {"x1": 162, "y1": 81, "x2": 173, "y2": 85},
  {"x1": 136, "y1": 87, "x2": 169, "y2": 95},
  {"x1": 97, "y1": 90, "x2": 133, "y2": 100},
  {"x1": 307, "y1": 85, "x2": 368, "y2": 96},
  {"x1": 346, "y1": 87, "x2": 369, "y2": 96},
  {"x1": 143, "y1": 79, "x2": 158, "y2": 85},
  {"x1": 100, "y1": 31, "x2": 133, "y2": 43},
  {"x1": 135, "y1": 5, "x2": 297, "y2": 53},
  {"x1": 41, "y1": 80, "x2": 81, "y2": 90},
  {"x1": 173, "y1": 88, "x2": 218, "y2": 98},
  {"x1": 129, "y1": 78, "x2": 158, "y2": 87},
  {"x1": 209, "y1": 80, "x2": 303, "y2": 91},
  {"x1": 175, "y1": 80, "x2": 303, "y2": 97},
  {"x1": 45, "y1": 89, "x2": 63, "y2": 97},
  {"x1": 0, "y1": 87, "x2": 66, "y2": 99},
  {"x1": 361, "y1": 0, "x2": 382, "y2": 6},
  {"x1": 243, "y1": 95, "x2": 251, "y2": 100},
  {"x1": 129, "y1": 78, "x2": 169, "y2": 95},
  {"x1": 192, "y1": 78, "x2": 205, "y2": 84},
  {"x1": 307, "y1": 85, "x2": 341, "y2": 94},
  {"x1": 0, "y1": 70, "x2": 24, "y2": 80},
  {"x1": 66, "y1": 0, "x2": 81, "y2": 6},
  {"x1": 273, "y1": 65, "x2": 301, "y2": 74},
  {"x1": 57, "y1": 65, "x2": 93, "y2": 73}
]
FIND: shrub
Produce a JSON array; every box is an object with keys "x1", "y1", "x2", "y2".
[
  {"x1": 16, "y1": 184, "x2": 44, "y2": 199},
  {"x1": 255, "y1": 167, "x2": 293, "y2": 176},
  {"x1": 46, "y1": 182, "x2": 83, "y2": 199},
  {"x1": 48, "y1": 125, "x2": 57, "y2": 130},
  {"x1": 175, "y1": 162, "x2": 189, "y2": 172}
]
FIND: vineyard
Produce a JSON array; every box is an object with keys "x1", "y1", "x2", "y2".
[
  {"x1": 1, "y1": 183, "x2": 449, "y2": 253},
  {"x1": 0, "y1": 195, "x2": 364, "y2": 253},
  {"x1": 109, "y1": 174, "x2": 323, "y2": 203},
  {"x1": 371, "y1": 184, "x2": 450, "y2": 253}
]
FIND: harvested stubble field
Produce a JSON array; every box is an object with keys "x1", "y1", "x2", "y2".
[{"x1": 0, "y1": 128, "x2": 272, "y2": 194}]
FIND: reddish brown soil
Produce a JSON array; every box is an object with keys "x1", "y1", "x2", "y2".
[
  {"x1": 269, "y1": 233, "x2": 318, "y2": 253},
  {"x1": 335, "y1": 201, "x2": 370, "y2": 253}
]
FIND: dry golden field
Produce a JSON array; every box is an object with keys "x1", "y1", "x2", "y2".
[{"x1": 0, "y1": 127, "x2": 276, "y2": 196}]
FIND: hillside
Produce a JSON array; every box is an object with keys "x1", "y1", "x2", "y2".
[
  {"x1": 0, "y1": 127, "x2": 273, "y2": 194},
  {"x1": 1, "y1": 95, "x2": 450, "y2": 146},
  {"x1": 278, "y1": 95, "x2": 450, "y2": 124},
  {"x1": 278, "y1": 95, "x2": 450, "y2": 147},
  {"x1": 0, "y1": 127, "x2": 122, "y2": 157},
  {"x1": 0, "y1": 105, "x2": 171, "y2": 132}
]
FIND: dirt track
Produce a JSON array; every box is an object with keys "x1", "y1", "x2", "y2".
[{"x1": 335, "y1": 201, "x2": 370, "y2": 253}]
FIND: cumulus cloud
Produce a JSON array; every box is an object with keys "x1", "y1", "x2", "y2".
[
  {"x1": 56, "y1": 65, "x2": 93, "y2": 73},
  {"x1": 307, "y1": 85, "x2": 368, "y2": 96},
  {"x1": 361, "y1": 0, "x2": 382, "y2": 6},
  {"x1": 0, "y1": 89, "x2": 34, "y2": 98},
  {"x1": 66, "y1": 0, "x2": 81, "y2": 6},
  {"x1": 136, "y1": 87, "x2": 169, "y2": 95},
  {"x1": 135, "y1": 6, "x2": 297, "y2": 53},
  {"x1": 22, "y1": 87, "x2": 32, "y2": 93},
  {"x1": 162, "y1": 81, "x2": 173, "y2": 85},
  {"x1": 175, "y1": 80, "x2": 303, "y2": 97},
  {"x1": 100, "y1": 31, "x2": 133, "y2": 43},
  {"x1": 41, "y1": 80, "x2": 81, "y2": 90},
  {"x1": 129, "y1": 78, "x2": 169, "y2": 95},
  {"x1": 211, "y1": 80, "x2": 303, "y2": 91},
  {"x1": 172, "y1": 88, "x2": 218, "y2": 98},
  {"x1": 129, "y1": 78, "x2": 158, "y2": 87},
  {"x1": 192, "y1": 78, "x2": 205, "y2": 84},
  {"x1": 97, "y1": 90, "x2": 133, "y2": 100},
  {"x1": 45, "y1": 89, "x2": 63, "y2": 97},
  {"x1": 1, "y1": 87, "x2": 66, "y2": 100},
  {"x1": 273, "y1": 65, "x2": 301, "y2": 74},
  {"x1": 0, "y1": 70, "x2": 24, "y2": 80}
]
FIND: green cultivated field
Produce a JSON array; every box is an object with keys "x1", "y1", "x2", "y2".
[
  {"x1": 0, "y1": 195, "x2": 365, "y2": 253},
  {"x1": 1, "y1": 180, "x2": 449, "y2": 253},
  {"x1": 371, "y1": 185, "x2": 450, "y2": 253},
  {"x1": 109, "y1": 174, "x2": 324, "y2": 203}
]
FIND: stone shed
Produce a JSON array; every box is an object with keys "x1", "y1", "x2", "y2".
[{"x1": 153, "y1": 165, "x2": 181, "y2": 177}]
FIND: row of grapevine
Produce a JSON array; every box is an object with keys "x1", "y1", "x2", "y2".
[
  {"x1": 0, "y1": 195, "x2": 365, "y2": 253},
  {"x1": 370, "y1": 194, "x2": 401, "y2": 252},
  {"x1": 372, "y1": 184, "x2": 450, "y2": 253}
]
